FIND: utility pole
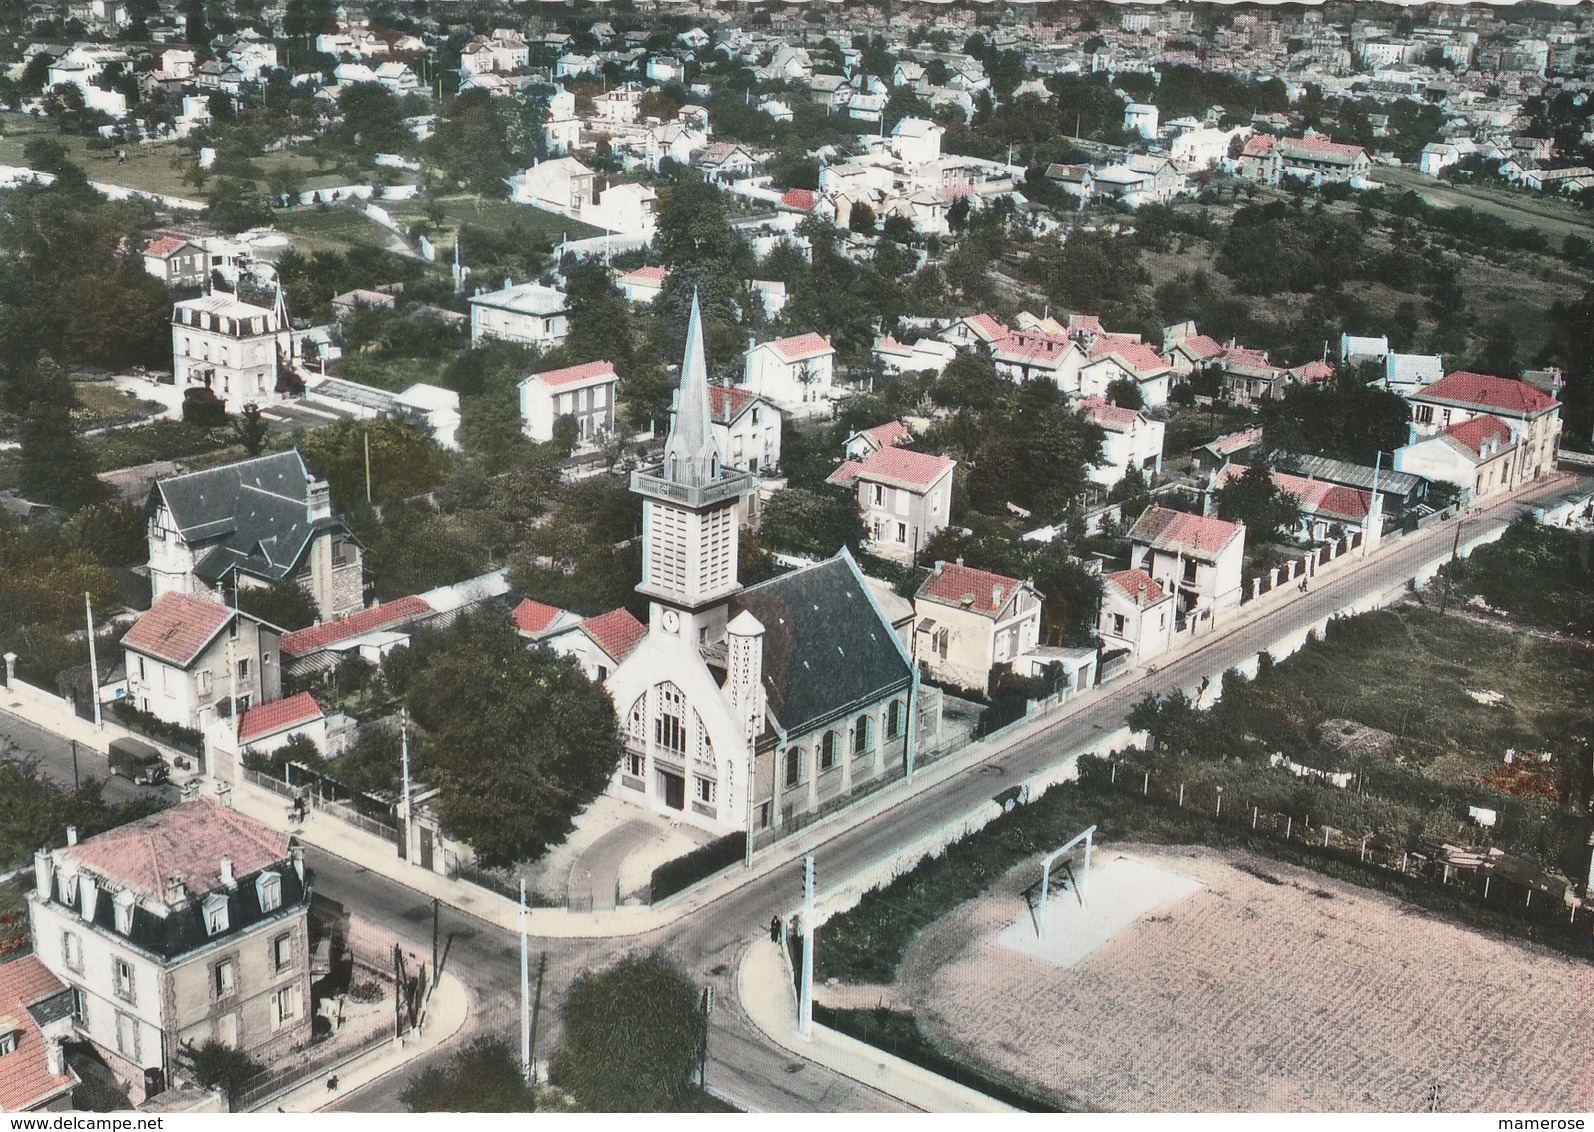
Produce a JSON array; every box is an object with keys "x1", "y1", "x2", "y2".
[
  {"x1": 399, "y1": 710, "x2": 411, "y2": 862},
  {"x1": 798, "y1": 855, "x2": 814, "y2": 1039},
  {"x1": 519, "y1": 880, "x2": 531, "y2": 1083},
  {"x1": 431, "y1": 896, "x2": 440, "y2": 982},
  {"x1": 528, "y1": 952, "x2": 547, "y2": 1089},
  {"x1": 364, "y1": 430, "x2": 373, "y2": 505},
  {"x1": 70, "y1": 740, "x2": 79, "y2": 789},
  {"x1": 84, "y1": 593, "x2": 101, "y2": 729},
  {"x1": 698, "y1": 985, "x2": 713, "y2": 1091}
]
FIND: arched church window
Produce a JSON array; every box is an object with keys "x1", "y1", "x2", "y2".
[{"x1": 655, "y1": 682, "x2": 687, "y2": 756}]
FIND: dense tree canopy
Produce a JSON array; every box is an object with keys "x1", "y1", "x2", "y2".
[
  {"x1": 549, "y1": 956, "x2": 705, "y2": 1111},
  {"x1": 385, "y1": 615, "x2": 620, "y2": 865},
  {"x1": 1260, "y1": 374, "x2": 1410, "y2": 465},
  {"x1": 404, "y1": 1038, "x2": 540, "y2": 1112},
  {"x1": 1213, "y1": 461, "x2": 1302, "y2": 548}
]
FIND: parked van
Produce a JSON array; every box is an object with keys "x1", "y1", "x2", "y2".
[{"x1": 108, "y1": 738, "x2": 167, "y2": 786}]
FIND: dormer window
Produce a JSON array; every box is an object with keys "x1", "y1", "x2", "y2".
[
  {"x1": 203, "y1": 893, "x2": 230, "y2": 936},
  {"x1": 256, "y1": 872, "x2": 282, "y2": 913},
  {"x1": 113, "y1": 890, "x2": 135, "y2": 936},
  {"x1": 0, "y1": 1029, "x2": 18, "y2": 1055},
  {"x1": 60, "y1": 873, "x2": 78, "y2": 908}
]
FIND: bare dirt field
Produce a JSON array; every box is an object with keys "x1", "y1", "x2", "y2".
[{"x1": 891, "y1": 844, "x2": 1594, "y2": 1113}]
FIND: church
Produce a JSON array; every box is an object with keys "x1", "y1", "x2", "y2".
[{"x1": 601, "y1": 294, "x2": 923, "y2": 848}]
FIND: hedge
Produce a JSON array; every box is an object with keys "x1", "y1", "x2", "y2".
[
  {"x1": 110, "y1": 699, "x2": 202, "y2": 755},
  {"x1": 650, "y1": 831, "x2": 746, "y2": 903}
]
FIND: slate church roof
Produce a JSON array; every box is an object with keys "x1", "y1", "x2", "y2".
[
  {"x1": 148, "y1": 450, "x2": 351, "y2": 586},
  {"x1": 730, "y1": 551, "x2": 912, "y2": 736}
]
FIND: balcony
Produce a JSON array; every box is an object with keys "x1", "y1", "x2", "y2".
[{"x1": 630, "y1": 466, "x2": 755, "y2": 510}]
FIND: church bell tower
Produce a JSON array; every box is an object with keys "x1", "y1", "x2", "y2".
[{"x1": 630, "y1": 291, "x2": 755, "y2": 647}]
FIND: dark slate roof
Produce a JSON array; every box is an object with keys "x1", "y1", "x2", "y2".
[
  {"x1": 149, "y1": 451, "x2": 349, "y2": 585},
  {"x1": 729, "y1": 551, "x2": 912, "y2": 736},
  {"x1": 1274, "y1": 452, "x2": 1426, "y2": 500}
]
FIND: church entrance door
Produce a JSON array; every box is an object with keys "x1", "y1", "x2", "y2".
[{"x1": 661, "y1": 771, "x2": 686, "y2": 811}]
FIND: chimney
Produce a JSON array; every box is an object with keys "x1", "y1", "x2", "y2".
[
  {"x1": 1137, "y1": 581, "x2": 1148, "y2": 606},
  {"x1": 215, "y1": 781, "x2": 233, "y2": 808},
  {"x1": 992, "y1": 584, "x2": 1004, "y2": 605},
  {"x1": 291, "y1": 843, "x2": 305, "y2": 883},
  {"x1": 307, "y1": 478, "x2": 332, "y2": 522},
  {"x1": 65, "y1": 825, "x2": 77, "y2": 846},
  {"x1": 219, "y1": 855, "x2": 235, "y2": 887},
  {"x1": 165, "y1": 872, "x2": 185, "y2": 905},
  {"x1": 955, "y1": 556, "x2": 964, "y2": 567},
  {"x1": 33, "y1": 849, "x2": 54, "y2": 899},
  {"x1": 80, "y1": 875, "x2": 98, "y2": 922},
  {"x1": 45, "y1": 1038, "x2": 63, "y2": 1078}
]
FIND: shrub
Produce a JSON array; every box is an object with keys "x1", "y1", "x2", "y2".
[
  {"x1": 650, "y1": 831, "x2": 746, "y2": 903},
  {"x1": 110, "y1": 699, "x2": 202, "y2": 754}
]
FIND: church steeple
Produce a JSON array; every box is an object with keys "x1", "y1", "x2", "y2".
[
  {"x1": 630, "y1": 286, "x2": 756, "y2": 639},
  {"x1": 662, "y1": 290, "x2": 720, "y2": 487}
]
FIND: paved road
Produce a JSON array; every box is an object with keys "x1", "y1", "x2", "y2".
[
  {"x1": 5, "y1": 475, "x2": 1576, "y2": 1113},
  {"x1": 0, "y1": 709, "x2": 176, "y2": 808}
]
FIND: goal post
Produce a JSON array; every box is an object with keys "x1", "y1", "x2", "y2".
[{"x1": 1038, "y1": 825, "x2": 1096, "y2": 941}]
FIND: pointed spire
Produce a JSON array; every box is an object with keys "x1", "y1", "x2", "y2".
[{"x1": 662, "y1": 289, "x2": 721, "y2": 487}]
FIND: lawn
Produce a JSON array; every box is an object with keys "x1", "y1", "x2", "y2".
[
  {"x1": 333, "y1": 347, "x2": 453, "y2": 392},
  {"x1": 1372, "y1": 164, "x2": 1594, "y2": 244},
  {"x1": 388, "y1": 194, "x2": 604, "y2": 247},
  {"x1": 71, "y1": 381, "x2": 166, "y2": 428},
  {"x1": 0, "y1": 112, "x2": 200, "y2": 198},
  {"x1": 1160, "y1": 401, "x2": 1257, "y2": 466},
  {"x1": 273, "y1": 204, "x2": 411, "y2": 256}
]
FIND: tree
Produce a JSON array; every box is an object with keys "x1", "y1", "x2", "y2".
[
  {"x1": 298, "y1": 418, "x2": 452, "y2": 511},
  {"x1": 549, "y1": 956, "x2": 705, "y2": 1111},
  {"x1": 390, "y1": 615, "x2": 620, "y2": 865},
  {"x1": 404, "y1": 1038, "x2": 545, "y2": 1112},
  {"x1": 182, "y1": 386, "x2": 227, "y2": 428},
  {"x1": 336, "y1": 83, "x2": 411, "y2": 158},
  {"x1": 655, "y1": 178, "x2": 752, "y2": 303},
  {"x1": 759, "y1": 485, "x2": 863, "y2": 557},
  {"x1": 848, "y1": 200, "x2": 877, "y2": 234},
  {"x1": 1104, "y1": 376, "x2": 1144, "y2": 411},
  {"x1": 20, "y1": 398, "x2": 105, "y2": 513},
  {"x1": 1214, "y1": 461, "x2": 1301, "y2": 547},
  {"x1": 235, "y1": 581, "x2": 319, "y2": 631},
  {"x1": 188, "y1": 1040, "x2": 264, "y2": 1109},
  {"x1": 1260, "y1": 377, "x2": 1409, "y2": 465},
  {"x1": 206, "y1": 178, "x2": 272, "y2": 233},
  {"x1": 231, "y1": 402, "x2": 270, "y2": 455}
]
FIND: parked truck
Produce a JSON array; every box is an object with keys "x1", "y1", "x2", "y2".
[{"x1": 108, "y1": 737, "x2": 167, "y2": 786}]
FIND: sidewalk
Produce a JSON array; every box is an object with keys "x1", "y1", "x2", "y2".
[
  {"x1": 1, "y1": 470, "x2": 1577, "y2": 947},
  {"x1": 737, "y1": 938, "x2": 1016, "y2": 1114},
  {"x1": 252, "y1": 968, "x2": 470, "y2": 1112}
]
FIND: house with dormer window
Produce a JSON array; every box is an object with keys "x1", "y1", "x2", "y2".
[
  {"x1": 912, "y1": 561, "x2": 1043, "y2": 694},
  {"x1": 146, "y1": 451, "x2": 364, "y2": 621},
  {"x1": 27, "y1": 799, "x2": 310, "y2": 1104}
]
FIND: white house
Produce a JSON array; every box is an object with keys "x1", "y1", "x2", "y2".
[
  {"x1": 1127, "y1": 505, "x2": 1246, "y2": 621},
  {"x1": 913, "y1": 561, "x2": 1043, "y2": 695},
  {"x1": 1079, "y1": 397, "x2": 1165, "y2": 486},
  {"x1": 1340, "y1": 333, "x2": 1391, "y2": 366},
  {"x1": 890, "y1": 117, "x2": 944, "y2": 167},
  {"x1": 468, "y1": 282, "x2": 570, "y2": 348},
  {"x1": 1097, "y1": 567, "x2": 1176, "y2": 663},
  {"x1": 170, "y1": 291, "x2": 293, "y2": 416},
  {"x1": 617, "y1": 265, "x2": 668, "y2": 304},
  {"x1": 1124, "y1": 101, "x2": 1160, "y2": 138},
  {"x1": 742, "y1": 332, "x2": 836, "y2": 416},
  {"x1": 27, "y1": 800, "x2": 311, "y2": 1103},
  {"x1": 121, "y1": 593, "x2": 283, "y2": 734},
  {"x1": 873, "y1": 334, "x2": 957, "y2": 376},
  {"x1": 519, "y1": 360, "x2": 618, "y2": 445},
  {"x1": 707, "y1": 385, "x2": 781, "y2": 475},
  {"x1": 828, "y1": 445, "x2": 955, "y2": 563},
  {"x1": 505, "y1": 157, "x2": 595, "y2": 216}
]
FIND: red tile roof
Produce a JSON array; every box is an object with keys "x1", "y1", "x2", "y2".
[
  {"x1": 963, "y1": 313, "x2": 1009, "y2": 343},
  {"x1": 1443, "y1": 413, "x2": 1516, "y2": 456},
  {"x1": 1092, "y1": 340, "x2": 1170, "y2": 375},
  {"x1": 1129, "y1": 505, "x2": 1244, "y2": 558},
  {"x1": 1174, "y1": 333, "x2": 1224, "y2": 361},
  {"x1": 0, "y1": 957, "x2": 76, "y2": 1112},
  {"x1": 68, "y1": 796, "x2": 290, "y2": 902},
  {"x1": 144, "y1": 233, "x2": 195, "y2": 258},
  {"x1": 1290, "y1": 359, "x2": 1335, "y2": 383},
  {"x1": 779, "y1": 187, "x2": 817, "y2": 211},
  {"x1": 512, "y1": 598, "x2": 569, "y2": 635},
  {"x1": 237, "y1": 691, "x2": 324, "y2": 743},
  {"x1": 620, "y1": 265, "x2": 668, "y2": 284},
  {"x1": 1066, "y1": 313, "x2": 1103, "y2": 334},
  {"x1": 1278, "y1": 134, "x2": 1367, "y2": 163},
  {"x1": 529, "y1": 359, "x2": 618, "y2": 389},
  {"x1": 1219, "y1": 344, "x2": 1273, "y2": 368},
  {"x1": 708, "y1": 383, "x2": 757, "y2": 422},
  {"x1": 828, "y1": 445, "x2": 954, "y2": 490},
  {"x1": 1241, "y1": 133, "x2": 1277, "y2": 157},
  {"x1": 1078, "y1": 396, "x2": 1143, "y2": 429},
  {"x1": 281, "y1": 595, "x2": 432, "y2": 657},
  {"x1": 992, "y1": 329, "x2": 1075, "y2": 369},
  {"x1": 874, "y1": 335, "x2": 911, "y2": 356},
  {"x1": 1105, "y1": 567, "x2": 1166, "y2": 604},
  {"x1": 121, "y1": 593, "x2": 234, "y2": 667},
  {"x1": 770, "y1": 332, "x2": 833, "y2": 362},
  {"x1": 860, "y1": 420, "x2": 911, "y2": 449},
  {"x1": 1418, "y1": 371, "x2": 1559, "y2": 416},
  {"x1": 916, "y1": 561, "x2": 1025, "y2": 615},
  {"x1": 1216, "y1": 465, "x2": 1371, "y2": 524},
  {"x1": 581, "y1": 608, "x2": 646, "y2": 661}
]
